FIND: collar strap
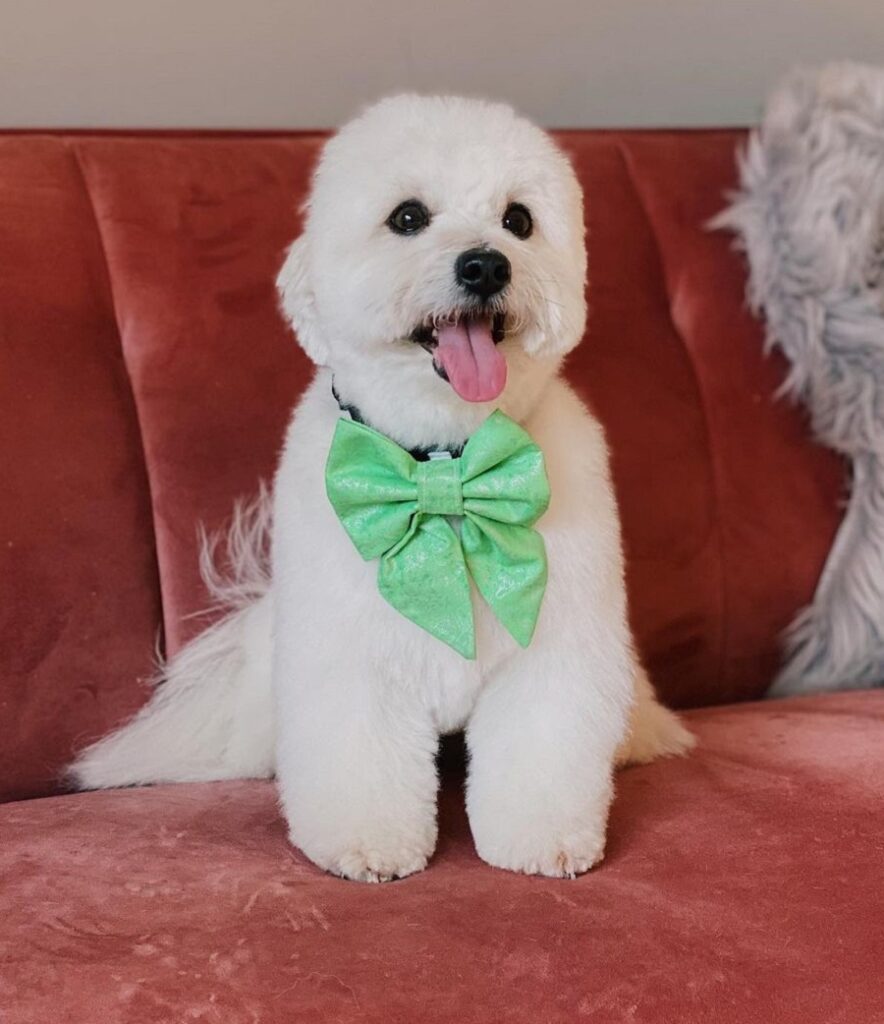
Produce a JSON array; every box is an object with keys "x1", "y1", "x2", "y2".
[{"x1": 331, "y1": 378, "x2": 464, "y2": 462}]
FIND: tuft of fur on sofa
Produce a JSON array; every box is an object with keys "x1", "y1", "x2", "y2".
[{"x1": 714, "y1": 61, "x2": 884, "y2": 697}]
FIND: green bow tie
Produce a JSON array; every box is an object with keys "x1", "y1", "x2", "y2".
[{"x1": 325, "y1": 410, "x2": 550, "y2": 658}]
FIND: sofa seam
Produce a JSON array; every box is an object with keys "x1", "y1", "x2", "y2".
[
  {"x1": 616, "y1": 140, "x2": 731, "y2": 695},
  {"x1": 66, "y1": 138, "x2": 169, "y2": 658}
]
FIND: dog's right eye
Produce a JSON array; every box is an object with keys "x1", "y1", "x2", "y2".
[{"x1": 387, "y1": 200, "x2": 430, "y2": 235}]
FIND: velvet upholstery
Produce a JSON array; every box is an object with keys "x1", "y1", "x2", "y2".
[
  {"x1": 3, "y1": 692, "x2": 882, "y2": 1024},
  {"x1": 1, "y1": 128, "x2": 875, "y2": 1023},
  {"x1": 0, "y1": 138, "x2": 162, "y2": 802},
  {"x1": 0, "y1": 129, "x2": 844, "y2": 803}
]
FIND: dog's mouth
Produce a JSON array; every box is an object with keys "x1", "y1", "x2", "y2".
[{"x1": 411, "y1": 312, "x2": 507, "y2": 403}]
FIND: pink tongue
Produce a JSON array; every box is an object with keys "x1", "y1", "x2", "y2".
[{"x1": 434, "y1": 316, "x2": 507, "y2": 403}]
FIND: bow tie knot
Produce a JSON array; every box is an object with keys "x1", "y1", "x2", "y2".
[
  {"x1": 325, "y1": 410, "x2": 550, "y2": 658},
  {"x1": 416, "y1": 457, "x2": 464, "y2": 516}
]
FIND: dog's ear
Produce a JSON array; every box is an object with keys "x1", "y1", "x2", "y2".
[
  {"x1": 523, "y1": 279, "x2": 587, "y2": 358},
  {"x1": 276, "y1": 237, "x2": 329, "y2": 365}
]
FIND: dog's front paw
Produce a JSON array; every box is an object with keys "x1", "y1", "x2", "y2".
[
  {"x1": 327, "y1": 843, "x2": 431, "y2": 884},
  {"x1": 291, "y1": 825, "x2": 436, "y2": 883},
  {"x1": 474, "y1": 827, "x2": 606, "y2": 879},
  {"x1": 468, "y1": 765, "x2": 613, "y2": 878}
]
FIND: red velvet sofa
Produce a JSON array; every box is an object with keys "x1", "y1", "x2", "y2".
[{"x1": 2, "y1": 128, "x2": 882, "y2": 1023}]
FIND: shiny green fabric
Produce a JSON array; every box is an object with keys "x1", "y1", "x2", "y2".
[{"x1": 325, "y1": 411, "x2": 551, "y2": 658}]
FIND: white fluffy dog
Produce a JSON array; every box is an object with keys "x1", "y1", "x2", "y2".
[{"x1": 72, "y1": 95, "x2": 692, "y2": 880}]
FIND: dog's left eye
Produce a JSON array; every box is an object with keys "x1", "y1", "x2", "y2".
[
  {"x1": 387, "y1": 200, "x2": 431, "y2": 235},
  {"x1": 503, "y1": 203, "x2": 533, "y2": 239}
]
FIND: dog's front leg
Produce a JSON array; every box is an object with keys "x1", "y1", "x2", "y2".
[
  {"x1": 466, "y1": 617, "x2": 633, "y2": 878},
  {"x1": 274, "y1": 645, "x2": 440, "y2": 882}
]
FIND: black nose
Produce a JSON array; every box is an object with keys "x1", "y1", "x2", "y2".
[{"x1": 455, "y1": 248, "x2": 511, "y2": 300}]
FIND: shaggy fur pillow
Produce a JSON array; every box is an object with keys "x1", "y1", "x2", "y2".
[{"x1": 715, "y1": 62, "x2": 884, "y2": 696}]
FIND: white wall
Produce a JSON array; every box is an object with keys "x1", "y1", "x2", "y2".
[{"x1": 2, "y1": 0, "x2": 883, "y2": 129}]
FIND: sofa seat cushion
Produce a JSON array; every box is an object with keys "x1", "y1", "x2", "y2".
[{"x1": 3, "y1": 691, "x2": 882, "y2": 1024}]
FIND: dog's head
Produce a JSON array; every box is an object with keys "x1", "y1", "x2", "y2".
[{"x1": 278, "y1": 94, "x2": 587, "y2": 446}]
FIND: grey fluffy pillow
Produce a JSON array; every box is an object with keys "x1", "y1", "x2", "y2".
[{"x1": 714, "y1": 61, "x2": 884, "y2": 697}]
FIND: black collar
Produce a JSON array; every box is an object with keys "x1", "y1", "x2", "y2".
[{"x1": 331, "y1": 379, "x2": 464, "y2": 462}]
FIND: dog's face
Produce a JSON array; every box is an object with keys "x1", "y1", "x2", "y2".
[{"x1": 278, "y1": 95, "x2": 587, "y2": 445}]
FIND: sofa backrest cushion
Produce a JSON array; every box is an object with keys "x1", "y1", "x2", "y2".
[{"x1": 0, "y1": 130, "x2": 844, "y2": 800}]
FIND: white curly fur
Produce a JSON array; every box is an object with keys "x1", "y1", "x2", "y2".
[{"x1": 72, "y1": 95, "x2": 692, "y2": 880}]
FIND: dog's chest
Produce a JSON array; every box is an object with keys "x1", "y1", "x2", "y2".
[{"x1": 419, "y1": 591, "x2": 516, "y2": 733}]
